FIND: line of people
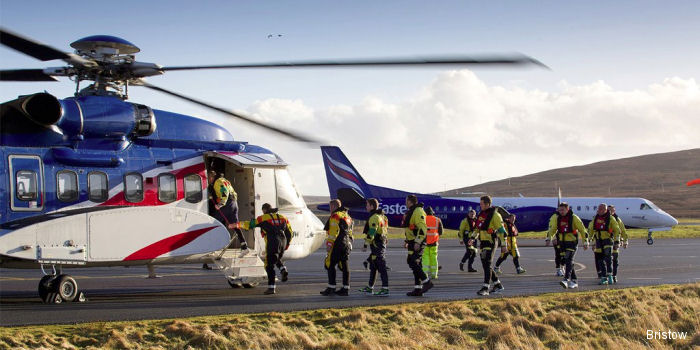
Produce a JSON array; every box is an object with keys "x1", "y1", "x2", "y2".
[
  {"x1": 237, "y1": 195, "x2": 630, "y2": 296},
  {"x1": 546, "y1": 202, "x2": 629, "y2": 289}
]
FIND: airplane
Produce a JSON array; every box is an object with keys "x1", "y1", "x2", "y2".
[
  {"x1": 318, "y1": 146, "x2": 679, "y2": 245},
  {"x1": 0, "y1": 28, "x2": 545, "y2": 303}
]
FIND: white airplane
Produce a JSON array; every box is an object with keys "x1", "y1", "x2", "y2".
[{"x1": 320, "y1": 146, "x2": 678, "y2": 245}]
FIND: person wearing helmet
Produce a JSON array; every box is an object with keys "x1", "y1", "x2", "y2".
[{"x1": 422, "y1": 206, "x2": 443, "y2": 280}]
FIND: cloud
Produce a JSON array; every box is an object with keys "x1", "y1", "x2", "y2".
[{"x1": 216, "y1": 71, "x2": 700, "y2": 196}]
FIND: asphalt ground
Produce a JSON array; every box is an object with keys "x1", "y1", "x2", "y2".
[{"x1": 1, "y1": 238, "x2": 698, "y2": 326}]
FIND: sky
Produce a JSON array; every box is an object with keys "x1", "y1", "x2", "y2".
[{"x1": 1, "y1": 1, "x2": 699, "y2": 196}]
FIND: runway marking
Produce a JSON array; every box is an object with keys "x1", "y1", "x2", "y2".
[{"x1": 628, "y1": 278, "x2": 662, "y2": 280}]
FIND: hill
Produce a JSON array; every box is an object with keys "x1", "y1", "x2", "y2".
[{"x1": 440, "y1": 148, "x2": 700, "y2": 218}]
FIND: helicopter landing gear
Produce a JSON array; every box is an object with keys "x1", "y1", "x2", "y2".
[
  {"x1": 647, "y1": 230, "x2": 654, "y2": 245},
  {"x1": 38, "y1": 265, "x2": 87, "y2": 304}
]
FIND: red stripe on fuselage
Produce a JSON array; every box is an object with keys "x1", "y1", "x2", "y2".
[{"x1": 122, "y1": 226, "x2": 217, "y2": 261}]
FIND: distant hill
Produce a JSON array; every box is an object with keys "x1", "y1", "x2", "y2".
[{"x1": 439, "y1": 148, "x2": 700, "y2": 218}]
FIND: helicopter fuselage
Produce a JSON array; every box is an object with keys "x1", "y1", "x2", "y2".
[{"x1": 0, "y1": 93, "x2": 326, "y2": 270}]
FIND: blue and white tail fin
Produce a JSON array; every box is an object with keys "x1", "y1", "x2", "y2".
[
  {"x1": 320, "y1": 146, "x2": 418, "y2": 204},
  {"x1": 321, "y1": 146, "x2": 372, "y2": 201}
]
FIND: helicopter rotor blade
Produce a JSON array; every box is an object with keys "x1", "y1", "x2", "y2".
[
  {"x1": 0, "y1": 69, "x2": 58, "y2": 81},
  {"x1": 160, "y1": 54, "x2": 549, "y2": 71},
  {"x1": 140, "y1": 82, "x2": 322, "y2": 145},
  {"x1": 0, "y1": 28, "x2": 96, "y2": 68}
]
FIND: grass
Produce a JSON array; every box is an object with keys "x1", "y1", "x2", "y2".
[{"x1": 1, "y1": 283, "x2": 698, "y2": 349}]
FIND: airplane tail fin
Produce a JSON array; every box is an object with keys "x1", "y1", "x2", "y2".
[{"x1": 320, "y1": 146, "x2": 414, "y2": 206}]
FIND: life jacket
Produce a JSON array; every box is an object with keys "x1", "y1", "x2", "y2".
[
  {"x1": 593, "y1": 212, "x2": 613, "y2": 234},
  {"x1": 256, "y1": 213, "x2": 288, "y2": 239},
  {"x1": 425, "y1": 215, "x2": 440, "y2": 244},
  {"x1": 475, "y1": 207, "x2": 495, "y2": 232},
  {"x1": 467, "y1": 218, "x2": 476, "y2": 231},
  {"x1": 326, "y1": 207, "x2": 353, "y2": 249},
  {"x1": 557, "y1": 211, "x2": 577, "y2": 236},
  {"x1": 505, "y1": 221, "x2": 518, "y2": 237}
]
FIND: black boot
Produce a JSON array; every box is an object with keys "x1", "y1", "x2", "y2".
[
  {"x1": 264, "y1": 288, "x2": 276, "y2": 295},
  {"x1": 320, "y1": 287, "x2": 335, "y2": 296},
  {"x1": 406, "y1": 288, "x2": 423, "y2": 296},
  {"x1": 281, "y1": 269, "x2": 288, "y2": 282},
  {"x1": 459, "y1": 262, "x2": 464, "y2": 271}
]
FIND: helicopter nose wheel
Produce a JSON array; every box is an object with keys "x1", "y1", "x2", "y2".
[{"x1": 38, "y1": 274, "x2": 87, "y2": 304}]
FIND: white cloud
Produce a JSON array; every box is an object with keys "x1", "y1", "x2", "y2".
[{"x1": 216, "y1": 71, "x2": 700, "y2": 196}]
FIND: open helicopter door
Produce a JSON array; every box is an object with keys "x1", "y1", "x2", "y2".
[
  {"x1": 204, "y1": 151, "x2": 288, "y2": 252},
  {"x1": 203, "y1": 151, "x2": 290, "y2": 286}
]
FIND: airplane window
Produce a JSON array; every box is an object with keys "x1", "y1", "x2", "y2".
[
  {"x1": 184, "y1": 174, "x2": 202, "y2": 203},
  {"x1": 459, "y1": 206, "x2": 464, "y2": 212},
  {"x1": 443, "y1": 206, "x2": 448, "y2": 212},
  {"x1": 16, "y1": 170, "x2": 37, "y2": 201},
  {"x1": 57, "y1": 170, "x2": 79, "y2": 202},
  {"x1": 88, "y1": 172, "x2": 109, "y2": 202},
  {"x1": 452, "y1": 206, "x2": 456, "y2": 212},
  {"x1": 158, "y1": 173, "x2": 177, "y2": 203},
  {"x1": 124, "y1": 173, "x2": 143, "y2": 203},
  {"x1": 586, "y1": 206, "x2": 590, "y2": 211},
  {"x1": 275, "y1": 169, "x2": 304, "y2": 209},
  {"x1": 640, "y1": 203, "x2": 652, "y2": 210},
  {"x1": 577, "y1": 206, "x2": 581, "y2": 211}
]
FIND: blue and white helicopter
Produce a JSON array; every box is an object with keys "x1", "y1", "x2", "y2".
[{"x1": 0, "y1": 29, "x2": 545, "y2": 303}]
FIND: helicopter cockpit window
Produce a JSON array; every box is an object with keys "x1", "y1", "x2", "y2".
[
  {"x1": 88, "y1": 171, "x2": 109, "y2": 202},
  {"x1": 184, "y1": 174, "x2": 203, "y2": 203},
  {"x1": 640, "y1": 203, "x2": 653, "y2": 210},
  {"x1": 158, "y1": 173, "x2": 177, "y2": 203},
  {"x1": 275, "y1": 169, "x2": 304, "y2": 209},
  {"x1": 124, "y1": 172, "x2": 143, "y2": 203},
  {"x1": 16, "y1": 170, "x2": 37, "y2": 201},
  {"x1": 56, "y1": 170, "x2": 79, "y2": 202}
]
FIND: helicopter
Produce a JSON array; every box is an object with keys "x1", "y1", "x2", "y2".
[{"x1": 0, "y1": 28, "x2": 545, "y2": 303}]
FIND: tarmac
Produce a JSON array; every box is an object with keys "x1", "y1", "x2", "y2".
[{"x1": 1, "y1": 238, "x2": 698, "y2": 326}]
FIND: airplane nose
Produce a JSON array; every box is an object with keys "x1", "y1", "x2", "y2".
[{"x1": 665, "y1": 214, "x2": 678, "y2": 227}]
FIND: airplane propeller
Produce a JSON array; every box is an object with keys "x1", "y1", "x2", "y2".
[{"x1": 0, "y1": 27, "x2": 548, "y2": 143}]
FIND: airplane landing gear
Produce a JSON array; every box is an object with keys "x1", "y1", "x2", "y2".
[
  {"x1": 38, "y1": 265, "x2": 87, "y2": 304},
  {"x1": 647, "y1": 230, "x2": 654, "y2": 245}
]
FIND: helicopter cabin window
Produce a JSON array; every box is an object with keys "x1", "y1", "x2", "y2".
[
  {"x1": 56, "y1": 170, "x2": 79, "y2": 202},
  {"x1": 124, "y1": 173, "x2": 143, "y2": 203},
  {"x1": 88, "y1": 171, "x2": 109, "y2": 202},
  {"x1": 275, "y1": 169, "x2": 304, "y2": 209},
  {"x1": 15, "y1": 170, "x2": 38, "y2": 201},
  {"x1": 640, "y1": 203, "x2": 653, "y2": 210},
  {"x1": 158, "y1": 173, "x2": 177, "y2": 203},
  {"x1": 184, "y1": 174, "x2": 203, "y2": 203}
]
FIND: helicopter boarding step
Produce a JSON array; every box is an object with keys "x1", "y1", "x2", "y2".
[{"x1": 213, "y1": 249, "x2": 267, "y2": 287}]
